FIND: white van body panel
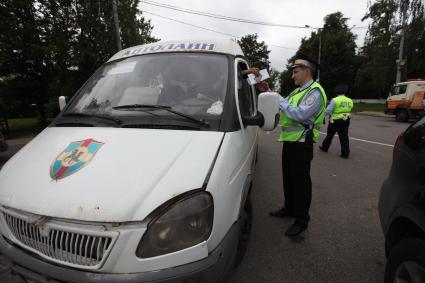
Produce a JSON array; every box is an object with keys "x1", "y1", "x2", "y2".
[
  {"x1": 0, "y1": 127, "x2": 224, "y2": 223},
  {"x1": 206, "y1": 128, "x2": 257, "y2": 251},
  {"x1": 204, "y1": 57, "x2": 259, "y2": 251}
]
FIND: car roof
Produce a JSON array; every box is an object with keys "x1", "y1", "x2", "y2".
[{"x1": 107, "y1": 38, "x2": 244, "y2": 62}]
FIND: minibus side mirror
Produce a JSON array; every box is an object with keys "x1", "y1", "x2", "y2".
[
  {"x1": 243, "y1": 112, "x2": 264, "y2": 127},
  {"x1": 257, "y1": 91, "x2": 280, "y2": 131},
  {"x1": 58, "y1": 96, "x2": 67, "y2": 111}
]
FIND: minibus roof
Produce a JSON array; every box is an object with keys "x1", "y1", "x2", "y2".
[{"x1": 108, "y1": 38, "x2": 245, "y2": 62}]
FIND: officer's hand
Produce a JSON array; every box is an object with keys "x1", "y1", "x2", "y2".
[
  {"x1": 256, "y1": 81, "x2": 270, "y2": 92},
  {"x1": 246, "y1": 67, "x2": 260, "y2": 77}
]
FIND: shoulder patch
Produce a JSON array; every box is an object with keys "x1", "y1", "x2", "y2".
[{"x1": 304, "y1": 96, "x2": 316, "y2": 106}]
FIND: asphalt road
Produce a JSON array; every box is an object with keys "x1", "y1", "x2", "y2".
[
  {"x1": 0, "y1": 114, "x2": 411, "y2": 283},
  {"x1": 230, "y1": 114, "x2": 409, "y2": 283}
]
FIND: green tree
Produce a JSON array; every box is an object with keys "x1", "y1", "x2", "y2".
[
  {"x1": 238, "y1": 34, "x2": 275, "y2": 88},
  {"x1": 404, "y1": 0, "x2": 425, "y2": 78},
  {"x1": 238, "y1": 33, "x2": 271, "y2": 70},
  {"x1": 268, "y1": 68, "x2": 281, "y2": 92},
  {"x1": 0, "y1": 0, "x2": 157, "y2": 123},
  {"x1": 355, "y1": 0, "x2": 424, "y2": 98},
  {"x1": 0, "y1": 0, "x2": 50, "y2": 122},
  {"x1": 74, "y1": 0, "x2": 157, "y2": 83},
  {"x1": 318, "y1": 12, "x2": 358, "y2": 98},
  {"x1": 279, "y1": 12, "x2": 358, "y2": 98},
  {"x1": 119, "y1": 0, "x2": 157, "y2": 49},
  {"x1": 279, "y1": 68, "x2": 295, "y2": 97},
  {"x1": 355, "y1": 0, "x2": 399, "y2": 98},
  {"x1": 37, "y1": 0, "x2": 80, "y2": 118},
  {"x1": 73, "y1": 0, "x2": 158, "y2": 91},
  {"x1": 73, "y1": 1, "x2": 122, "y2": 84}
]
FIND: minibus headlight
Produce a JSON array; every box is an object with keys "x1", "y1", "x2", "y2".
[{"x1": 136, "y1": 191, "x2": 213, "y2": 258}]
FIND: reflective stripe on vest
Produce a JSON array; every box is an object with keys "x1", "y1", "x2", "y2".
[
  {"x1": 331, "y1": 95, "x2": 353, "y2": 120},
  {"x1": 278, "y1": 82, "x2": 327, "y2": 143}
]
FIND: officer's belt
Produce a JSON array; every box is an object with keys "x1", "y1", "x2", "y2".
[{"x1": 281, "y1": 125, "x2": 320, "y2": 132}]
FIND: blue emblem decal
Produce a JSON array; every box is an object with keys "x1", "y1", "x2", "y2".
[{"x1": 50, "y1": 139, "x2": 104, "y2": 180}]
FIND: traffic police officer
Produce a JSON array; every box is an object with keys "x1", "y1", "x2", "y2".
[
  {"x1": 319, "y1": 84, "x2": 353, "y2": 159},
  {"x1": 269, "y1": 53, "x2": 327, "y2": 237}
]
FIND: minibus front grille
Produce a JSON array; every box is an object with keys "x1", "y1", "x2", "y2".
[{"x1": 2, "y1": 211, "x2": 118, "y2": 270}]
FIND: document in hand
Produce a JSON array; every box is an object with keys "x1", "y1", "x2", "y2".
[{"x1": 247, "y1": 69, "x2": 270, "y2": 85}]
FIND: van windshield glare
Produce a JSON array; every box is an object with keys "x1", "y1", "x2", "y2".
[{"x1": 64, "y1": 53, "x2": 229, "y2": 125}]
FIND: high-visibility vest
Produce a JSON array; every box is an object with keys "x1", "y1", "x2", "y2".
[
  {"x1": 331, "y1": 95, "x2": 353, "y2": 120},
  {"x1": 278, "y1": 82, "x2": 327, "y2": 143}
]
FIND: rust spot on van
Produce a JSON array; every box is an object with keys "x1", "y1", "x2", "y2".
[
  {"x1": 93, "y1": 206, "x2": 101, "y2": 216},
  {"x1": 76, "y1": 206, "x2": 84, "y2": 216}
]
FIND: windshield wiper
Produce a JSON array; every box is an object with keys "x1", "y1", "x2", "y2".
[
  {"x1": 113, "y1": 104, "x2": 210, "y2": 128},
  {"x1": 62, "y1": 112, "x2": 122, "y2": 125}
]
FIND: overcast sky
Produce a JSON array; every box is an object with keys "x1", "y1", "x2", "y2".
[{"x1": 138, "y1": 0, "x2": 373, "y2": 71}]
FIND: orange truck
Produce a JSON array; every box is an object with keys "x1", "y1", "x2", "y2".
[{"x1": 386, "y1": 79, "x2": 425, "y2": 122}]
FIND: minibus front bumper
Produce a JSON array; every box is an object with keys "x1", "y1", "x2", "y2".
[{"x1": 0, "y1": 222, "x2": 239, "y2": 283}]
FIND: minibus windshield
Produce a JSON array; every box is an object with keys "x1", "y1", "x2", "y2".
[{"x1": 64, "y1": 53, "x2": 229, "y2": 125}]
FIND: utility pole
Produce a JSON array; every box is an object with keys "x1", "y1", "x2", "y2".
[
  {"x1": 112, "y1": 0, "x2": 122, "y2": 51},
  {"x1": 396, "y1": 1, "x2": 408, "y2": 83}
]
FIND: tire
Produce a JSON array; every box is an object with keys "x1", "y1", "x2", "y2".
[
  {"x1": 396, "y1": 109, "x2": 409, "y2": 122},
  {"x1": 234, "y1": 196, "x2": 253, "y2": 267},
  {"x1": 385, "y1": 238, "x2": 425, "y2": 283}
]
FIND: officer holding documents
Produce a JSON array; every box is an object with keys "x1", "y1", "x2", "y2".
[
  {"x1": 268, "y1": 53, "x2": 327, "y2": 237},
  {"x1": 319, "y1": 84, "x2": 353, "y2": 158},
  {"x1": 241, "y1": 68, "x2": 271, "y2": 93}
]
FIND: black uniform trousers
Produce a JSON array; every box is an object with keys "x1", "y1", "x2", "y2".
[
  {"x1": 321, "y1": 118, "x2": 350, "y2": 157},
  {"x1": 281, "y1": 140, "x2": 313, "y2": 226}
]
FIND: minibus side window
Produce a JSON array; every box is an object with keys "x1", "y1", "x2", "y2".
[{"x1": 237, "y1": 63, "x2": 255, "y2": 118}]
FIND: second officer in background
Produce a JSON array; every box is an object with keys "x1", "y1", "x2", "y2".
[{"x1": 319, "y1": 84, "x2": 353, "y2": 158}]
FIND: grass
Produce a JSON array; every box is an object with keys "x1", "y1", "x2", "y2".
[
  {"x1": 3, "y1": 117, "x2": 46, "y2": 139},
  {"x1": 7, "y1": 118, "x2": 39, "y2": 129},
  {"x1": 352, "y1": 103, "x2": 386, "y2": 113},
  {"x1": 1, "y1": 103, "x2": 386, "y2": 139}
]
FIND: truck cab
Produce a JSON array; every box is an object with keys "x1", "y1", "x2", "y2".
[
  {"x1": 0, "y1": 38, "x2": 280, "y2": 283},
  {"x1": 386, "y1": 79, "x2": 425, "y2": 122}
]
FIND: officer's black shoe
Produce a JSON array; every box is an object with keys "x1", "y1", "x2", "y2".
[
  {"x1": 269, "y1": 207, "x2": 292, "y2": 218},
  {"x1": 319, "y1": 146, "x2": 327, "y2": 152},
  {"x1": 340, "y1": 154, "x2": 349, "y2": 159},
  {"x1": 285, "y1": 221, "x2": 308, "y2": 237}
]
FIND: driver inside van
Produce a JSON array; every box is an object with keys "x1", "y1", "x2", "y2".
[{"x1": 165, "y1": 62, "x2": 224, "y2": 116}]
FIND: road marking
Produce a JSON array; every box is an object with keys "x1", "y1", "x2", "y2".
[{"x1": 319, "y1": 132, "x2": 394, "y2": 148}]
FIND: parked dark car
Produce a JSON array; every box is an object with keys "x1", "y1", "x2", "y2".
[
  {"x1": 0, "y1": 132, "x2": 7, "y2": 152},
  {"x1": 379, "y1": 116, "x2": 425, "y2": 282}
]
